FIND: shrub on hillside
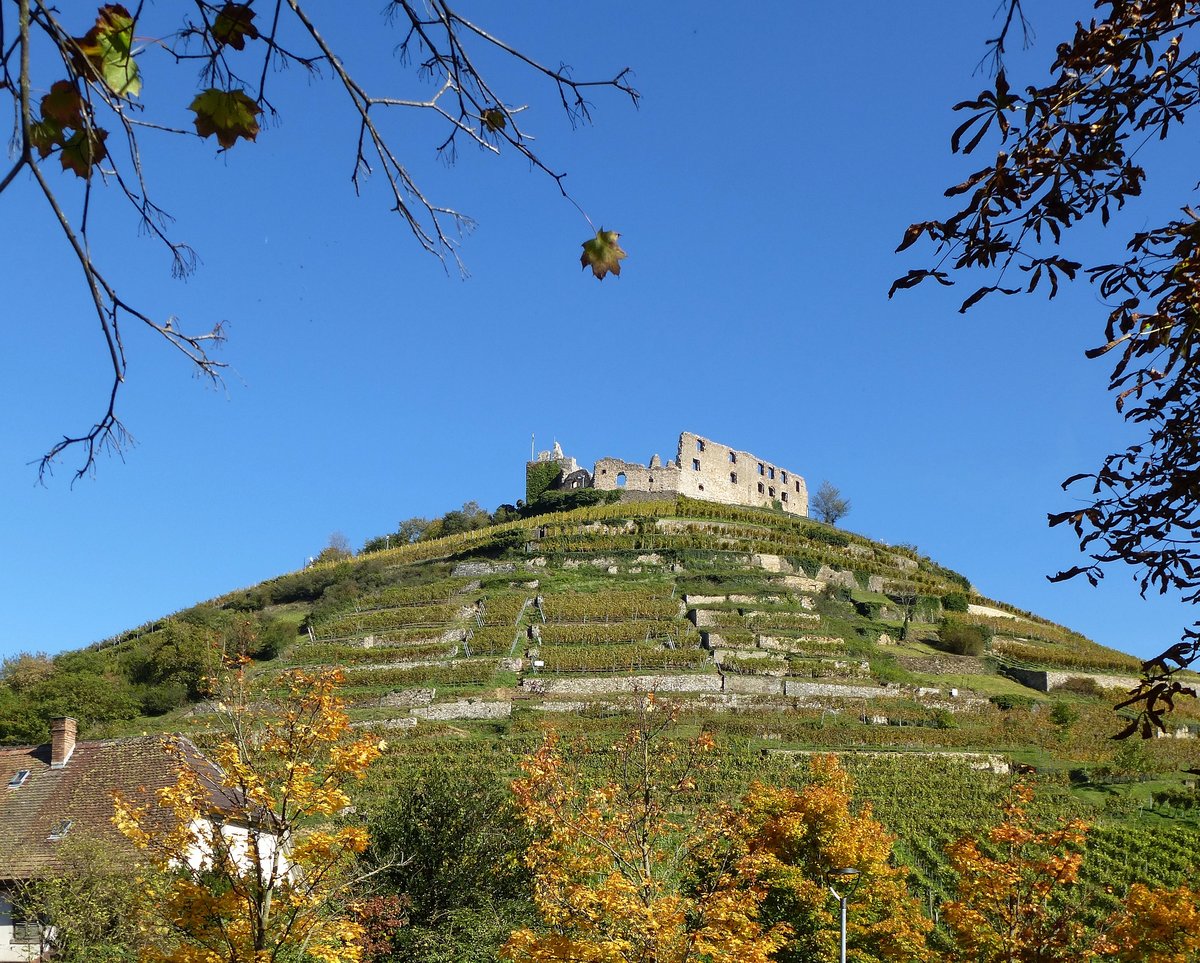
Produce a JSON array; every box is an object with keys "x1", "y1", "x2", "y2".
[
  {"x1": 1050, "y1": 701, "x2": 1080, "y2": 726},
  {"x1": 937, "y1": 618, "x2": 991, "y2": 657},
  {"x1": 1051, "y1": 676, "x2": 1106, "y2": 698},
  {"x1": 989, "y1": 693, "x2": 1035, "y2": 712},
  {"x1": 523, "y1": 487, "x2": 622, "y2": 516},
  {"x1": 942, "y1": 591, "x2": 970, "y2": 613}
]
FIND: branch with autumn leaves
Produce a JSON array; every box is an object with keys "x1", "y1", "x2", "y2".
[{"x1": 1, "y1": 1, "x2": 634, "y2": 479}]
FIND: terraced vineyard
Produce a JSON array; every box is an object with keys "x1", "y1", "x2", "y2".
[{"x1": 66, "y1": 493, "x2": 1200, "y2": 911}]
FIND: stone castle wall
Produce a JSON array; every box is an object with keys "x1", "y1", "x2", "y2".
[{"x1": 591, "y1": 432, "x2": 808, "y2": 517}]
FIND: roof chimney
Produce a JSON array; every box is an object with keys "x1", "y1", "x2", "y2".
[{"x1": 50, "y1": 717, "x2": 77, "y2": 769}]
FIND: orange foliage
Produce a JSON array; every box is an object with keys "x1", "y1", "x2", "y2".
[
  {"x1": 943, "y1": 782, "x2": 1093, "y2": 963},
  {"x1": 503, "y1": 695, "x2": 788, "y2": 963},
  {"x1": 1101, "y1": 883, "x2": 1200, "y2": 963},
  {"x1": 742, "y1": 754, "x2": 933, "y2": 963}
]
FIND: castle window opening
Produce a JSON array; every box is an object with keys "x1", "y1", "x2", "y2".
[
  {"x1": 782, "y1": 491, "x2": 789, "y2": 502},
  {"x1": 729, "y1": 452, "x2": 737, "y2": 464},
  {"x1": 692, "y1": 458, "x2": 701, "y2": 471},
  {"x1": 769, "y1": 486, "x2": 775, "y2": 498},
  {"x1": 698, "y1": 484, "x2": 705, "y2": 491},
  {"x1": 768, "y1": 467, "x2": 775, "y2": 479},
  {"x1": 781, "y1": 471, "x2": 788, "y2": 483},
  {"x1": 730, "y1": 472, "x2": 737, "y2": 484},
  {"x1": 757, "y1": 482, "x2": 764, "y2": 494},
  {"x1": 696, "y1": 439, "x2": 705, "y2": 452},
  {"x1": 795, "y1": 481, "x2": 801, "y2": 492},
  {"x1": 616, "y1": 472, "x2": 627, "y2": 487},
  {"x1": 649, "y1": 476, "x2": 654, "y2": 484},
  {"x1": 758, "y1": 463, "x2": 765, "y2": 475}
]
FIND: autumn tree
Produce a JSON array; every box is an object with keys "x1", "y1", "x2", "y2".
[
  {"x1": 943, "y1": 780, "x2": 1200, "y2": 963},
  {"x1": 894, "y1": 1, "x2": 1200, "y2": 730},
  {"x1": 1100, "y1": 882, "x2": 1200, "y2": 963},
  {"x1": 2, "y1": 2, "x2": 637, "y2": 479},
  {"x1": 502, "y1": 697, "x2": 788, "y2": 963},
  {"x1": 113, "y1": 663, "x2": 385, "y2": 963},
  {"x1": 942, "y1": 782, "x2": 1094, "y2": 963},
  {"x1": 811, "y1": 481, "x2": 851, "y2": 526},
  {"x1": 742, "y1": 754, "x2": 933, "y2": 963}
]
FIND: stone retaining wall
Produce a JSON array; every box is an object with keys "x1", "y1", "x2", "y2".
[
  {"x1": 410, "y1": 699, "x2": 513, "y2": 721},
  {"x1": 1004, "y1": 667, "x2": 1141, "y2": 693}
]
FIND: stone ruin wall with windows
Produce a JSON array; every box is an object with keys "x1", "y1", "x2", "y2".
[{"x1": 591, "y1": 431, "x2": 809, "y2": 517}]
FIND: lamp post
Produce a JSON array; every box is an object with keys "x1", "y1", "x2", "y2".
[{"x1": 828, "y1": 867, "x2": 860, "y2": 963}]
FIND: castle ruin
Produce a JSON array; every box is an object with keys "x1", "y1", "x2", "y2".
[{"x1": 527, "y1": 431, "x2": 808, "y2": 517}]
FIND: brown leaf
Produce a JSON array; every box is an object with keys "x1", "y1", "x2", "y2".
[
  {"x1": 211, "y1": 4, "x2": 260, "y2": 50},
  {"x1": 59, "y1": 127, "x2": 108, "y2": 178},
  {"x1": 481, "y1": 107, "x2": 506, "y2": 133},
  {"x1": 41, "y1": 81, "x2": 84, "y2": 127}
]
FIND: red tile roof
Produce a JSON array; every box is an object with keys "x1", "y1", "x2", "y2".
[{"x1": 0, "y1": 735, "x2": 228, "y2": 880}]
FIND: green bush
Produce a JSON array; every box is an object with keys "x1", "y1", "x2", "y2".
[
  {"x1": 989, "y1": 693, "x2": 1035, "y2": 711},
  {"x1": 523, "y1": 487, "x2": 621, "y2": 516},
  {"x1": 1050, "y1": 701, "x2": 1080, "y2": 726},
  {"x1": 937, "y1": 618, "x2": 990, "y2": 656},
  {"x1": 1051, "y1": 675, "x2": 1106, "y2": 698},
  {"x1": 942, "y1": 591, "x2": 969, "y2": 613}
]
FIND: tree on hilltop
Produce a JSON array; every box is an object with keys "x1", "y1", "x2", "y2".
[
  {"x1": 894, "y1": 1, "x2": 1200, "y2": 730},
  {"x1": 3, "y1": 2, "x2": 637, "y2": 479},
  {"x1": 811, "y1": 480, "x2": 851, "y2": 526}
]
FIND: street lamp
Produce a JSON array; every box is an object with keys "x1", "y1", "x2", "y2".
[{"x1": 828, "y1": 867, "x2": 860, "y2": 963}]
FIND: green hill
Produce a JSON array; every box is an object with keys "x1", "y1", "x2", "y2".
[{"x1": 3, "y1": 493, "x2": 1198, "y2": 915}]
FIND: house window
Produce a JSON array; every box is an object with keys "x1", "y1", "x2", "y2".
[
  {"x1": 616, "y1": 472, "x2": 627, "y2": 487},
  {"x1": 47, "y1": 819, "x2": 73, "y2": 841},
  {"x1": 692, "y1": 458, "x2": 701, "y2": 471},
  {"x1": 757, "y1": 482, "x2": 764, "y2": 494},
  {"x1": 696, "y1": 439, "x2": 705, "y2": 452},
  {"x1": 730, "y1": 472, "x2": 737, "y2": 484},
  {"x1": 729, "y1": 452, "x2": 737, "y2": 464},
  {"x1": 7, "y1": 769, "x2": 31, "y2": 789},
  {"x1": 768, "y1": 467, "x2": 775, "y2": 479},
  {"x1": 757, "y1": 463, "x2": 765, "y2": 475},
  {"x1": 9, "y1": 907, "x2": 40, "y2": 945}
]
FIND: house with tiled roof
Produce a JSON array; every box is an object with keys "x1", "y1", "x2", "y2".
[{"x1": 0, "y1": 718, "x2": 254, "y2": 962}]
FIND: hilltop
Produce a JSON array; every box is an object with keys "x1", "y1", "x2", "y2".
[{"x1": 3, "y1": 492, "x2": 1198, "y2": 915}]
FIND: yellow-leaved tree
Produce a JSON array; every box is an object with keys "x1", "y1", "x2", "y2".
[
  {"x1": 943, "y1": 782, "x2": 1092, "y2": 963},
  {"x1": 502, "y1": 695, "x2": 789, "y2": 963},
  {"x1": 1100, "y1": 882, "x2": 1200, "y2": 963},
  {"x1": 944, "y1": 780, "x2": 1200, "y2": 963},
  {"x1": 113, "y1": 663, "x2": 384, "y2": 963},
  {"x1": 741, "y1": 754, "x2": 934, "y2": 963}
]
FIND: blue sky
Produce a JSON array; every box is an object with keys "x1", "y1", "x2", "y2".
[{"x1": 1, "y1": 2, "x2": 1193, "y2": 662}]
